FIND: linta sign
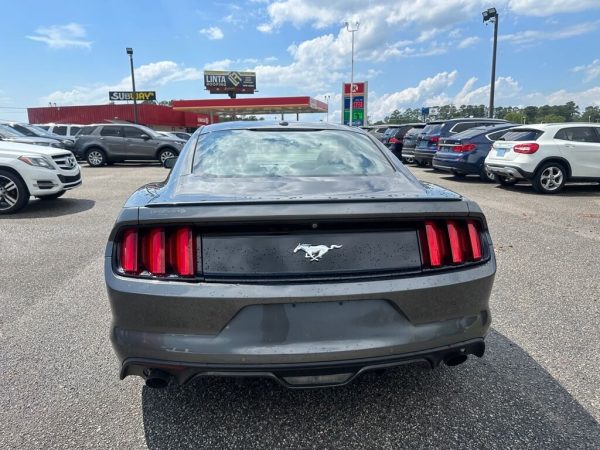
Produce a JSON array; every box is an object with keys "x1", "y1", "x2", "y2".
[{"x1": 342, "y1": 82, "x2": 368, "y2": 126}]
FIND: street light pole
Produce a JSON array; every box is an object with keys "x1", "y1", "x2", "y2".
[
  {"x1": 324, "y1": 95, "x2": 330, "y2": 122},
  {"x1": 126, "y1": 47, "x2": 139, "y2": 124},
  {"x1": 482, "y1": 8, "x2": 499, "y2": 119},
  {"x1": 345, "y1": 21, "x2": 359, "y2": 126}
]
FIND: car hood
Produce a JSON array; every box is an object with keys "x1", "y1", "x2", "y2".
[
  {"x1": 135, "y1": 173, "x2": 462, "y2": 207},
  {"x1": 0, "y1": 140, "x2": 71, "y2": 157}
]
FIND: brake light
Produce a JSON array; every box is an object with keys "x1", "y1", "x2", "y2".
[
  {"x1": 117, "y1": 226, "x2": 197, "y2": 278},
  {"x1": 389, "y1": 137, "x2": 399, "y2": 144},
  {"x1": 421, "y1": 219, "x2": 485, "y2": 268},
  {"x1": 513, "y1": 143, "x2": 539, "y2": 154},
  {"x1": 452, "y1": 143, "x2": 477, "y2": 153},
  {"x1": 429, "y1": 136, "x2": 439, "y2": 144}
]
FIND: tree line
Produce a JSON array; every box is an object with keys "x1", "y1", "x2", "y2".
[{"x1": 376, "y1": 101, "x2": 600, "y2": 125}]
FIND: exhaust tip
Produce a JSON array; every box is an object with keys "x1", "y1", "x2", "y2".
[
  {"x1": 144, "y1": 369, "x2": 172, "y2": 389},
  {"x1": 444, "y1": 354, "x2": 468, "y2": 367}
]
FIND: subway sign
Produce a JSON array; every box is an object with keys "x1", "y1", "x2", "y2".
[
  {"x1": 109, "y1": 91, "x2": 156, "y2": 101},
  {"x1": 342, "y1": 82, "x2": 368, "y2": 126},
  {"x1": 204, "y1": 70, "x2": 256, "y2": 94}
]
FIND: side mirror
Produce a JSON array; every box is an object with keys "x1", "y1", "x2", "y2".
[
  {"x1": 140, "y1": 134, "x2": 151, "y2": 140},
  {"x1": 163, "y1": 156, "x2": 177, "y2": 169}
]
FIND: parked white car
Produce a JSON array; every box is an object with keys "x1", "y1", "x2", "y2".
[
  {"x1": 0, "y1": 141, "x2": 81, "y2": 214},
  {"x1": 485, "y1": 123, "x2": 600, "y2": 194},
  {"x1": 36, "y1": 123, "x2": 84, "y2": 138}
]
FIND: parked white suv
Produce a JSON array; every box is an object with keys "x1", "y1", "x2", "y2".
[
  {"x1": 36, "y1": 123, "x2": 84, "y2": 138},
  {"x1": 485, "y1": 123, "x2": 600, "y2": 194},
  {"x1": 0, "y1": 141, "x2": 81, "y2": 214}
]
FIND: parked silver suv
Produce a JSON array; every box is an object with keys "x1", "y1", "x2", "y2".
[{"x1": 73, "y1": 124, "x2": 186, "y2": 167}]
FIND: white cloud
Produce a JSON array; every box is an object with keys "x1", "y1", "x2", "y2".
[
  {"x1": 42, "y1": 61, "x2": 202, "y2": 105},
  {"x1": 508, "y1": 0, "x2": 600, "y2": 17},
  {"x1": 573, "y1": 59, "x2": 600, "y2": 82},
  {"x1": 369, "y1": 71, "x2": 458, "y2": 119},
  {"x1": 453, "y1": 76, "x2": 522, "y2": 105},
  {"x1": 500, "y1": 20, "x2": 600, "y2": 46},
  {"x1": 199, "y1": 26, "x2": 224, "y2": 40},
  {"x1": 545, "y1": 87, "x2": 600, "y2": 106},
  {"x1": 458, "y1": 36, "x2": 480, "y2": 48},
  {"x1": 26, "y1": 23, "x2": 92, "y2": 49}
]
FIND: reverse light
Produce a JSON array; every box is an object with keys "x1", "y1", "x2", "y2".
[{"x1": 513, "y1": 143, "x2": 539, "y2": 154}]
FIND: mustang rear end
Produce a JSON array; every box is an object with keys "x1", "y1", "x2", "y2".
[{"x1": 105, "y1": 122, "x2": 495, "y2": 389}]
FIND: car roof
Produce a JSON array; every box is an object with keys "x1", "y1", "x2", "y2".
[{"x1": 200, "y1": 120, "x2": 365, "y2": 134}]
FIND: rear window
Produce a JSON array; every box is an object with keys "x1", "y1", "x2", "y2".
[
  {"x1": 383, "y1": 127, "x2": 399, "y2": 136},
  {"x1": 70, "y1": 126, "x2": 81, "y2": 135},
  {"x1": 193, "y1": 129, "x2": 394, "y2": 178},
  {"x1": 53, "y1": 126, "x2": 67, "y2": 135},
  {"x1": 421, "y1": 123, "x2": 443, "y2": 135},
  {"x1": 500, "y1": 129, "x2": 544, "y2": 141}
]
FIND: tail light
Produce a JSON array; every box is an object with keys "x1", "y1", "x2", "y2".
[
  {"x1": 428, "y1": 136, "x2": 439, "y2": 144},
  {"x1": 452, "y1": 143, "x2": 477, "y2": 153},
  {"x1": 117, "y1": 226, "x2": 197, "y2": 278},
  {"x1": 513, "y1": 143, "x2": 539, "y2": 154},
  {"x1": 421, "y1": 219, "x2": 484, "y2": 268},
  {"x1": 389, "y1": 137, "x2": 399, "y2": 144}
]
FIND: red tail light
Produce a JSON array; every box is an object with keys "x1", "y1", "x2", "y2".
[
  {"x1": 513, "y1": 143, "x2": 539, "y2": 154},
  {"x1": 428, "y1": 136, "x2": 439, "y2": 144},
  {"x1": 120, "y1": 229, "x2": 138, "y2": 274},
  {"x1": 421, "y1": 219, "x2": 485, "y2": 268},
  {"x1": 118, "y1": 226, "x2": 197, "y2": 278},
  {"x1": 389, "y1": 137, "x2": 399, "y2": 144},
  {"x1": 452, "y1": 143, "x2": 477, "y2": 153}
]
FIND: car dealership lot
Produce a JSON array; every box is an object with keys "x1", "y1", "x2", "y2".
[{"x1": 1, "y1": 165, "x2": 599, "y2": 449}]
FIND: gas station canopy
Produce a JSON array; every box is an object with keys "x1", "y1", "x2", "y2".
[{"x1": 172, "y1": 96, "x2": 328, "y2": 118}]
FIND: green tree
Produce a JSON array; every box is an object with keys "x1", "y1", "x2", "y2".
[
  {"x1": 505, "y1": 111, "x2": 525, "y2": 123},
  {"x1": 538, "y1": 114, "x2": 565, "y2": 123}
]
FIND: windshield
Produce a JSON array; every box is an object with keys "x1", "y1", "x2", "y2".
[
  {"x1": 192, "y1": 129, "x2": 394, "y2": 178},
  {"x1": 0, "y1": 124, "x2": 22, "y2": 138}
]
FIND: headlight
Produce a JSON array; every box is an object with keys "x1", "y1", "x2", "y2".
[{"x1": 18, "y1": 156, "x2": 55, "y2": 170}]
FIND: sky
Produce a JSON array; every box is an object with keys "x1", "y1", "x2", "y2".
[{"x1": 1, "y1": 0, "x2": 600, "y2": 123}]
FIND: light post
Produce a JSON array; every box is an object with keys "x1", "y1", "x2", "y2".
[
  {"x1": 126, "y1": 47, "x2": 139, "y2": 124},
  {"x1": 324, "y1": 95, "x2": 330, "y2": 122},
  {"x1": 345, "y1": 20, "x2": 359, "y2": 126},
  {"x1": 482, "y1": 8, "x2": 499, "y2": 119}
]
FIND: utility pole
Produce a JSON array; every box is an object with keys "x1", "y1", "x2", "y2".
[
  {"x1": 324, "y1": 95, "x2": 330, "y2": 122},
  {"x1": 345, "y1": 21, "x2": 359, "y2": 126},
  {"x1": 126, "y1": 47, "x2": 139, "y2": 124},
  {"x1": 482, "y1": 8, "x2": 499, "y2": 119}
]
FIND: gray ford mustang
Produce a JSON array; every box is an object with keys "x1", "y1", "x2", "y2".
[{"x1": 105, "y1": 121, "x2": 495, "y2": 389}]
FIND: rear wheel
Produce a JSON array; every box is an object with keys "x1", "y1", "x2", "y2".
[
  {"x1": 403, "y1": 156, "x2": 414, "y2": 164},
  {"x1": 0, "y1": 170, "x2": 29, "y2": 214},
  {"x1": 158, "y1": 148, "x2": 177, "y2": 166},
  {"x1": 415, "y1": 159, "x2": 425, "y2": 167},
  {"x1": 86, "y1": 148, "x2": 106, "y2": 167},
  {"x1": 533, "y1": 162, "x2": 566, "y2": 194},
  {"x1": 479, "y1": 166, "x2": 497, "y2": 183},
  {"x1": 497, "y1": 176, "x2": 518, "y2": 186},
  {"x1": 37, "y1": 190, "x2": 66, "y2": 200}
]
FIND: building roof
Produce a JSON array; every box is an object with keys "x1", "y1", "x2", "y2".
[{"x1": 172, "y1": 96, "x2": 328, "y2": 116}]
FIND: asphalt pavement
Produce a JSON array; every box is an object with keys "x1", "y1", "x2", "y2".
[{"x1": 1, "y1": 164, "x2": 599, "y2": 449}]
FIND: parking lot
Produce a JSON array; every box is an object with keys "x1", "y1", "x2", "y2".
[{"x1": 1, "y1": 164, "x2": 599, "y2": 449}]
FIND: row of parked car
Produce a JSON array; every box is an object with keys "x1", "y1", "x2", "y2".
[
  {"x1": 0, "y1": 120, "x2": 193, "y2": 214},
  {"x1": 370, "y1": 118, "x2": 600, "y2": 194}
]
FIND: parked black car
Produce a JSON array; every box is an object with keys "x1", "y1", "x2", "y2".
[
  {"x1": 106, "y1": 121, "x2": 495, "y2": 389},
  {"x1": 74, "y1": 124, "x2": 186, "y2": 166},
  {"x1": 432, "y1": 123, "x2": 516, "y2": 181},
  {"x1": 399, "y1": 126, "x2": 426, "y2": 164},
  {"x1": 414, "y1": 118, "x2": 508, "y2": 166},
  {"x1": 382, "y1": 123, "x2": 426, "y2": 160}
]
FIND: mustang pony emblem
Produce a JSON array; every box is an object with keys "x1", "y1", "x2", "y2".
[{"x1": 293, "y1": 243, "x2": 342, "y2": 262}]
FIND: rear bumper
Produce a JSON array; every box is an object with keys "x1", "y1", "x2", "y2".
[
  {"x1": 432, "y1": 158, "x2": 480, "y2": 175},
  {"x1": 122, "y1": 338, "x2": 486, "y2": 388},
  {"x1": 485, "y1": 164, "x2": 532, "y2": 179},
  {"x1": 107, "y1": 252, "x2": 495, "y2": 384},
  {"x1": 414, "y1": 150, "x2": 436, "y2": 163}
]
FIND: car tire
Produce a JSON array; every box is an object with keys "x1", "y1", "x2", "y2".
[
  {"x1": 415, "y1": 159, "x2": 425, "y2": 167},
  {"x1": 497, "y1": 176, "x2": 518, "y2": 186},
  {"x1": 403, "y1": 156, "x2": 415, "y2": 164},
  {"x1": 86, "y1": 148, "x2": 106, "y2": 167},
  {"x1": 480, "y1": 166, "x2": 497, "y2": 183},
  {"x1": 158, "y1": 148, "x2": 177, "y2": 166},
  {"x1": 0, "y1": 169, "x2": 29, "y2": 215},
  {"x1": 452, "y1": 171, "x2": 467, "y2": 178},
  {"x1": 36, "y1": 190, "x2": 66, "y2": 200},
  {"x1": 532, "y1": 162, "x2": 566, "y2": 194}
]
